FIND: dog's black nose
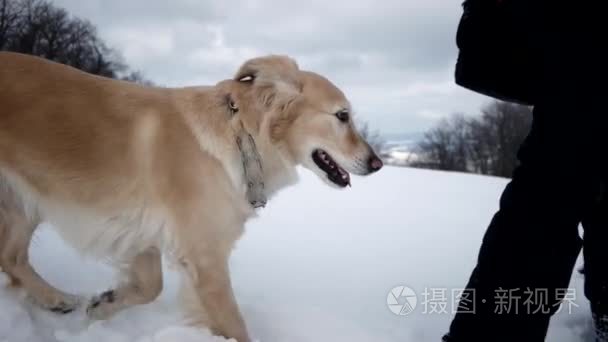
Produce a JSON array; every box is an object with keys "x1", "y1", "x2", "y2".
[{"x1": 368, "y1": 155, "x2": 383, "y2": 172}]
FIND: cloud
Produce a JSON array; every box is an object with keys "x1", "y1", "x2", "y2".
[{"x1": 52, "y1": 0, "x2": 490, "y2": 134}]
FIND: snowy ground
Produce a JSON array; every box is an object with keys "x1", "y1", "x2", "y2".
[{"x1": 0, "y1": 167, "x2": 593, "y2": 341}]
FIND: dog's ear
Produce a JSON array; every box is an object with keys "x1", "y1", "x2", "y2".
[{"x1": 234, "y1": 55, "x2": 302, "y2": 107}]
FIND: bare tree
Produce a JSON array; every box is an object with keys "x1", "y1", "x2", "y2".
[
  {"x1": 412, "y1": 114, "x2": 470, "y2": 172},
  {"x1": 0, "y1": 0, "x2": 21, "y2": 49},
  {"x1": 467, "y1": 116, "x2": 493, "y2": 175},
  {"x1": 478, "y1": 101, "x2": 532, "y2": 177},
  {"x1": 412, "y1": 101, "x2": 532, "y2": 177},
  {"x1": 0, "y1": 0, "x2": 149, "y2": 82},
  {"x1": 358, "y1": 121, "x2": 386, "y2": 155}
]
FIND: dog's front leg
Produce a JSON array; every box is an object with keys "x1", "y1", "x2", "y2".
[{"x1": 184, "y1": 252, "x2": 250, "y2": 342}]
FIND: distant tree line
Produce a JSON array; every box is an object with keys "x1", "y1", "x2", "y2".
[
  {"x1": 358, "y1": 121, "x2": 386, "y2": 155},
  {"x1": 411, "y1": 101, "x2": 532, "y2": 178},
  {"x1": 0, "y1": 0, "x2": 148, "y2": 83}
]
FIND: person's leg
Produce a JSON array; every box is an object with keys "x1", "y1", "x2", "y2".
[
  {"x1": 444, "y1": 2, "x2": 607, "y2": 338},
  {"x1": 444, "y1": 98, "x2": 602, "y2": 341},
  {"x1": 583, "y1": 180, "x2": 608, "y2": 341}
]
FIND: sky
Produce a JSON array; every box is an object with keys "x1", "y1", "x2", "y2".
[{"x1": 51, "y1": 0, "x2": 490, "y2": 136}]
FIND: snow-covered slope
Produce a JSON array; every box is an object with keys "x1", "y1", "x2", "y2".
[{"x1": 0, "y1": 167, "x2": 592, "y2": 341}]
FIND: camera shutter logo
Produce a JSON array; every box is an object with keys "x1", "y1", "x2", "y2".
[{"x1": 387, "y1": 286, "x2": 417, "y2": 316}]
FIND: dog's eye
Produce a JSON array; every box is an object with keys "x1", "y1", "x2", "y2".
[{"x1": 335, "y1": 110, "x2": 349, "y2": 123}]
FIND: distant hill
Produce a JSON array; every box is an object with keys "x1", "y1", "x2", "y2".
[
  {"x1": 380, "y1": 132, "x2": 423, "y2": 166},
  {"x1": 383, "y1": 132, "x2": 423, "y2": 148}
]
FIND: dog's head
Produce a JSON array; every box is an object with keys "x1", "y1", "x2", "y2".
[{"x1": 234, "y1": 55, "x2": 383, "y2": 188}]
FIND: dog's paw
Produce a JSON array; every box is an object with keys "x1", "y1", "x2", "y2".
[
  {"x1": 34, "y1": 293, "x2": 81, "y2": 315},
  {"x1": 49, "y1": 301, "x2": 78, "y2": 314},
  {"x1": 86, "y1": 290, "x2": 117, "y2": 320}
]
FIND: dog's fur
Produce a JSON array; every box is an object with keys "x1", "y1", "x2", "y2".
[{"x1": 0, "y1": 52, "x2": 382, "y2": 341}]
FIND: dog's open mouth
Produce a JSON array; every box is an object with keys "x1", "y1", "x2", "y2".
[{"x1": 312, "y1": 149, "x2": 351, "y2": 187}]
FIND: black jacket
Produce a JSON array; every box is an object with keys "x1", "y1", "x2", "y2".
[{"x1": 455, "y1": 0, "x2": 538, "y2": 105}]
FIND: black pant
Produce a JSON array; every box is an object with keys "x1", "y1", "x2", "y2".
[
  {"x1": 445, "y1": 2, "x2": 606, "y2": 340},
  {"x1": 583, "y1": 182, "x2": 608, "y2": 334},
  {"x1": 444, "y1": 93, "x2": 606, "y2": 341}
]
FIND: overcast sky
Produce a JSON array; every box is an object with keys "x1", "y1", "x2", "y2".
[{"x1": 52, "y1": 0, "x2": 489, "y2": 136}]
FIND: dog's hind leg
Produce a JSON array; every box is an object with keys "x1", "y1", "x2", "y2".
[
  {"x1": 0, "y1": 200, "x2": 80, "y2": 313},
  {"x1": 86, "y1": 246, "x2": 163, "y2": 320},
  {"x1": 0, "y1": 216, "x2": 20, "y2": 287}
]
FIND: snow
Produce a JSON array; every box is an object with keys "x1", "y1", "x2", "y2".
[{"x1": 0, "y1": 167, "x2": 593, "y2": 341}]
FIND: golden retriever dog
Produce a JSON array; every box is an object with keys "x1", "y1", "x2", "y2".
[{"x1": 0, "y1": 52, "x2": 383, "y2": 341}]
